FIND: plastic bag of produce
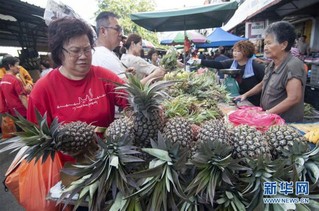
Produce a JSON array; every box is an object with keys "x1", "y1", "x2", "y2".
[
  {"x1": 4, "y1": 154, "x2": 66, "y2": 211},
  {"x1": 228, "y1": 106, "x2": 285, "y2": 132}
]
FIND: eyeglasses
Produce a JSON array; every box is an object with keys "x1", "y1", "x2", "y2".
[
  {"x1": 100, "y1": 25, "x2": 123, "y2": 33},
  {"x1": 62, "y1": 47, "x2": 93, "y2": 58}
]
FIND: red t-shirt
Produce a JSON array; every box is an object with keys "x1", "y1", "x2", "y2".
[
  {"x1": 0, "y1": 74, "x2": 27, "y2": 116},
  {"x1": 27, "y1": 65, "x2": 128, "y2": 163},
  {"x1": 27, "y1": 65, "x2": 127, "y2": 127}
]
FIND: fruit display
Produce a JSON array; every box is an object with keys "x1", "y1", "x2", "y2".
[
  {"x1": 163, "y1": 70, "x2": 230, "y2": 124},
  {"x1": 1, "y1": 73, "x2": 319, "y2": 211}
]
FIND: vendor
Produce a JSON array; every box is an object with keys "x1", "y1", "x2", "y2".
[
  {"x1": 235, "y1": 21, "x2": 306, "y2": 123},
  {"x1": 190, "y1": 40, "x2": 265, "y2": 106}
]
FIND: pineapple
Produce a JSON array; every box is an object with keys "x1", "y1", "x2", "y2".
[
  {"x1": 163, "y1": 117, "x2": 195, "y2": 151},
  {"x1": 185, "y1": 140, "x2": 244, "y2": 208},
  {"x1": 231, "y1": 125, "x2": 270, "y2": 159},
  {"x1": 54, "y1": 121, "x2": 96, "y2": 156},
  {"x1": 128, "y1": 132, "x2": 188, "y2": 211},
  {"x1": 197, "y1": 119, "x2": 232, "y2": 146},
  {"x1": 104, "y1": 116, "x2": 135, "y2": 144},
  {"x1": 0, "y1": 111, "x2": 98, "y2": 163},
  {"x1": 160, "y1": 47, "x2": 179, "y2": 72},
  {"x1": 115, "y1": 74, "x2": 176, "y2": 148},
  {"x1": 265, "y1": 125, "x2": 308, "y2": 159},
  {"x1": 59, "y1": 132, "x2": 143, "y2": 210},
  {"x1": 133, "y1": 109, "x2": 165, "y2": 148},
  {"x1": 0, "y1": 111, "x2": 60, "y2": 163}
]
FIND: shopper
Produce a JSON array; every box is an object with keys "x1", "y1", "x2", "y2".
[
  {"x1": 235, "y1": 21, "x2": 306, "y2": 123},
  {"x1": 121, "y1": 33, "x2": 166, "y2": 84}
]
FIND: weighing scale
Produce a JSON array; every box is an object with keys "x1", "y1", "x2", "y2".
[{"x1": 219, "y1": 68, "x2": 241, "y2": 97}]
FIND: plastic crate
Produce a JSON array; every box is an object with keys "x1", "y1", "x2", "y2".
[{"x1": 310, "y1": 64, "x2": 319, "y2": 86}]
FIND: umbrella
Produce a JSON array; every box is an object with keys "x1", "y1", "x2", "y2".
[
  {"x1": 142, "y1": 39, "x2": 155, "y2": 48},
  {"x1": 196, "y1": 28, "x2": 247, "y2": 48},
  {"x1": 160, "y1": 31, "x2": 208, "y2": 45},
  {"x1": 130, "y1": 1, "x2": 238, "y2": 32}
]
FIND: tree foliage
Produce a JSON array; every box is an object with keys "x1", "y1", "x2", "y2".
[{"x1": 97, "y1": 0, "x2": 159, "y2": 46}]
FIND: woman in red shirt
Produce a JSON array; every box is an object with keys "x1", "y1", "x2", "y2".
[
  {"x1": 0, "y1": 56, "x2": 28, "y2": 118},
  {"x1": 24, "y1": 17, "x2": 128, "y2": 211}
]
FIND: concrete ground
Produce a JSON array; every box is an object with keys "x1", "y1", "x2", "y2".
[{"x1": 0, "y1": 150, "x2": 24, "y2": 211}]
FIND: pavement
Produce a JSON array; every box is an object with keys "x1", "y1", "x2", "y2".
[{"x1": 0, "y1": 150, "x2": 24, "y2": 211}]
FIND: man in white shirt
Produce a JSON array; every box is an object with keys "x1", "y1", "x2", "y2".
[{"x1": 92, "y1": 11, "x2": 127, "y2": 78}]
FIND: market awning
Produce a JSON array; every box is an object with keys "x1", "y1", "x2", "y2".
[
  {"x1": 222, "y1": 0, "x2": 283, "y2": 31},
  {"x1": 196, "y1": 27, "x2": 247, "y2": 48},
  {"x1": 160, "y1": 31, "x2": 208, "y2": 45},
  {"x1": 130, "y1": 1, "x2": 238, "y2": 32}
]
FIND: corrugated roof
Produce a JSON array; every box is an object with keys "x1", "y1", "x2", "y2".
[{"x1": 0, "y1": 0, "x2": 48, "y2": 51}]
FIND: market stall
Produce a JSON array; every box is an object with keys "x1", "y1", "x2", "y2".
[
  {"x1": 1, "y1": 63, "x2": 319, "y2": 210},
  {"x1": 196, "y1": 27, "x2": 248, "y2": 48}
]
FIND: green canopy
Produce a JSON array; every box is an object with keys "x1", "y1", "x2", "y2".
[{"x1": 130, "y1": 1, "x2": 238, "y2": 32}]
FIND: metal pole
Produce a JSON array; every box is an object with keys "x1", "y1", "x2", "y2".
[{"x1": 183, "y1": 13, "x2": 186, "y2": 71}]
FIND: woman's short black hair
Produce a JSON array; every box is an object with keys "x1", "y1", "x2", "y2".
[
  {"x1": 264, "y1": 21, "x2": 296, "y2": 52},
  {"x1": 48, "y1": 17, "x2": 94, "y2": 66},
  {"x1": 2, "y1": 56, "x2": 19, "y2": 70},
  {"x1": 147, "y1": 48, "x2": 158, "y2": 60}
]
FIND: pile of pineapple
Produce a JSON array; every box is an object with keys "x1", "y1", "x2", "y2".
[
  {"x1": 1, "y1": 73, "x2": 319, "y2": 211},
  {"x1": 163, "y1": 70, "x2": 231, "y2": 124}
]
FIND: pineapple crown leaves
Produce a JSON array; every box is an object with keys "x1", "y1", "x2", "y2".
[
  {"x1": 281, "y1": 138, "x2": 310, "y2": 159},
  {"x1": 130, "y1": 132, "x2": 189, "y2": 179},
  {"x1": 191, "y1": 141, "x2": 241, "y2": 171},
  {"x1": 127, "y1": 160, "x2": 188, "y2": 211},
  {"x1": 150, "y1": 132, "x2": 189, "y2": 168},
  {"x1": 108, "y1": 192, "x2": 143, "y2": 211},
  {"x1": 99, "y1": 134, "x2": 144, "y2": 164},
  {"x1": 239, "y1": 156, "x2": 285, "y2": 211},
  {"x1": 159, "y1": 48, "x2": 178, "y2": 72},
  {"x1": 241, "y1": 156, "x2": 283, "y2": 190},
  {"x1": 0, "y1": 109, "x2": 58, "y2": 164},
  {"x1": 283, "y1": 142, "x2": 319, "y2": 185},
  {"x1": 162, "y1": 95, "x2": 198, "y2": 118},
  {"x1": 127, "y1": 132, "x2": 188, "y2": 209},
  {"x1": 185, "y1": 141, "x2": 247, "y2": 207},
  {"x1": 113, "y1": 74, "x2": 179, "y2": 117},
  {"x1": 59, "y1": 135, "x2": 141, "y2": 211},
  {"x1": 215, "y1": 187, "x2": 247, "y2": 211}
]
